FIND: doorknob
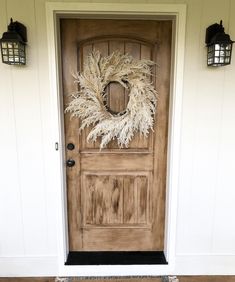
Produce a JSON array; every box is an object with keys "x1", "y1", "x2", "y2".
[
  {"x1": 66, "y1": 159, "x2": 75, "y2": 167},
  {"x1": 67, "y1": 143, "x2": 75, "y2": 150}
]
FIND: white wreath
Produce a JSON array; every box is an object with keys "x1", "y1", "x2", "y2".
[{"x1": 65, "y1": 50, "x2": 157, "y2": 149}]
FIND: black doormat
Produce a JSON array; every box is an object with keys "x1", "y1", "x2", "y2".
[{"x1": 65, "y1": 251, "x2": 168, "y2": 265}]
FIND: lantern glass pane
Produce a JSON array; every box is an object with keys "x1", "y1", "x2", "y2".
[
  {"x1": 220, "y1": 57, "x2": 224, "y2": 63},
  {"x1": 7, "y1": 42, "x2": 13, "y2": 48},
  {"x1": 13, "y1": 42, "x2": 19, "y2": 48},
  {"x1": 2, "y1": 42, "x2": 7, "y2": 48},
  {"x1": 208, "y1": 58, "x2": 213, "y2": 65},
  {"x1": 215, "y1": 44, "x2": 220, "y2": 50}
]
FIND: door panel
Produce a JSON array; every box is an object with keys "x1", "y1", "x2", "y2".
[
  {"x1": 61, "y1": 19, "x2": 172, "y2": 251},
  {"x1": 82, "y1": 173, "x2": 150, "y2": 226},
  {"x1": 79, "y1": 38, "x2": 153, "y2": 150}
]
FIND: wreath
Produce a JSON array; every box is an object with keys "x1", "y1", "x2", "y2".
[{"x1": 65, "y1": 50, "x2": 157, "y2": 149}]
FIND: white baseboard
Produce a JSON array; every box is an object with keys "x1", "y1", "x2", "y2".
[
  {"x1": 58, "y1": 264, "x2": 174, "y2": 277},
  {"x1": 0, "y1": 256, "x2": 58, "y2": 277},
  {"x1": 175, "y1": 254, "x2": 235, "y2": 275},
  {"x1": 1, "y1": 254, "x2": 235, "y2": 276}
]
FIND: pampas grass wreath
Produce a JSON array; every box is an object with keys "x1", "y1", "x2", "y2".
[{"x1": 65, "y1": 50, "x2": 157, "y2": 149}]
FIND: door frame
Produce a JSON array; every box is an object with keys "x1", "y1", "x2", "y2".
[{"x1": 46, "y1": 2, "x2": 186, "y2": 276}]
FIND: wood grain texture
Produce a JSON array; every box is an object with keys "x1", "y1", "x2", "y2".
[
  {"x1": 83, "y1": 174, "x2": 149, "y2": 226},
  {"x1": 151, "y1": 20, "x2": 172, "y2": 250},
  {"x1": 61, "y1": 19, "x2": 83, "y2": 250},
  {"x1": 81, "y1": 153, "x2": 153, "y2": 170},
  {"x1": 84, "y1": 175, "x2": 124, "y2": 225},
  {"x1": 60, "y1": 19, "x2": 172, "y2": 251},
  {"x1": 82, "y1": 228, "x2": 156, "y2": 250}
]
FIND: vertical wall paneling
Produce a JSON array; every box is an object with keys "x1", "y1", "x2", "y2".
[
  {"x1": 175, "y1": 0, "x2": 203, "y2": 254},
  {"x1": 176, "y1": 0, "x2": 233, "y2": 255},
  {"x1": 192, "y1": 0, "x2": 229, "y2": 254},
  {"x1": 0, "y1": 0, "x2": 25, "y2": 256},
  {"x1": 212, "y1": 63, "x2": 235, "y2": 254},
  {"x1": 3, "y1": 0, "x2": 49, "y2": 255},
  {"x1": 212, "y1": 0, "x2": 235, "y2": 254}
]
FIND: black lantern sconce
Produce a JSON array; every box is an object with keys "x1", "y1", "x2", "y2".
[
  {"x1": 0, "y1": 18, "x2": 27, "y2": 65},
  {"x1": 206, "y1": 20, "x2": 234, "y2": 67}
]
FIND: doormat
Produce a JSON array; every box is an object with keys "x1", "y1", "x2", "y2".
[{"x1": 55, "y1": 276, "x2": 179, "y2": 282}]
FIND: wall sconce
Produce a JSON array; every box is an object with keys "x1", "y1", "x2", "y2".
[
  {"x1": 206, "y1": 20, "x2": 234, "y2": 67},
  {"x1": 0, "y1": 18, "x2": 27, "y2": 65}
]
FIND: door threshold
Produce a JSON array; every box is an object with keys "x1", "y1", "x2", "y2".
[{"x1": 65, "y1": 251, "x2": 168, "y2": 265}]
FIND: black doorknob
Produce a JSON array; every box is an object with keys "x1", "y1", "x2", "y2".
[
  {"x1": 67, "y1": 143, "x2": 75, "y2": 150},
  {"x1": 66, "y1": 159, "x2": 75, "y2": 167}
]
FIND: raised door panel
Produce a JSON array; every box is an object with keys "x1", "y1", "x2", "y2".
[{"x1": 82, "y1": 173, "x2": 151, "y2": 227}]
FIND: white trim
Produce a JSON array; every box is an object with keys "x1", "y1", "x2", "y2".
[
  {"x1": 0, "y1": 256, "x2": 58, "y2": 277},
  {"x1": 46, "y1": 2, "x2": 186, "y2": 276},
  {"x1": 163, "y1": 6, "x2": 186, "y2": 266},
  {"x1": 58, "y1": 265, "x2": 174, "y2": 277},
  {"x1": 175, "y1": 254, "x2": 235, "y2": 275}
]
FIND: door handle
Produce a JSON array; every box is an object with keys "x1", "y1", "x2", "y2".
[
  {"x1": 67, "y1": 143, "x2": 75, "y2": 150},
  {"x1": 66, "y1": 159, "x2": 75, "y2": 167}
]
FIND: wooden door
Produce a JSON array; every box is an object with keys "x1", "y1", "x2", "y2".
[{"x1": 61, "y1": 19, "x2": 172, "y2": 252}]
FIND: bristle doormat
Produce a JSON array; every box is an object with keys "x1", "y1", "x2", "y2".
[{"x1": 55, "y1": 277, "x2": 179, "y2": 282}]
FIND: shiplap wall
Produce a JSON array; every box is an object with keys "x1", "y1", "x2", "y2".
[{"x1": 0, "y1": 0, "x2": 235, "y2": 276}]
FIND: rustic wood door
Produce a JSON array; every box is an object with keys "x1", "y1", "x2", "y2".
[{"x1": 61, "y1": 19, "x2": 172, "y2": 252}]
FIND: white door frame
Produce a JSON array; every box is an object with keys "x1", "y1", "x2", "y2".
[{"x1": 46, "y1": 2, "x2": 186, "y2": 276}]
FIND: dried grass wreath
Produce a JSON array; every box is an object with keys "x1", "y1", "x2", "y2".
[{"x1": 65, "y1": 50, "x2": 157, "y2": 149}]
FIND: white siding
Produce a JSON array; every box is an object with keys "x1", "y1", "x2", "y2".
[
  {"x1": 174, "y1": 0, "x2": 235, "y2": 274},
  {"x1": 0, "y1": 0, "x2": 235, "y2": 276}
]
